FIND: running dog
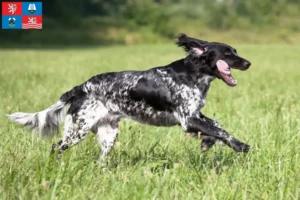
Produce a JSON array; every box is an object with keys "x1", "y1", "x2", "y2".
[{"x1": 8, "y1": 33, "x2": 251, "y2": 160}]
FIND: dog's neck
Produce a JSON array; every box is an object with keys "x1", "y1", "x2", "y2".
[
  {"x1": 183, "y1": 57, "x2": 216, "y2": 87},
  {"x1": 196, "y1": 75, "x2": 214, "y2": 86},
  {"x1": 164, "y1": 58, "x2": 215, "y2": 99}
]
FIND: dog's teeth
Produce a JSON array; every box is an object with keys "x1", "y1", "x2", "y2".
[{"x1": 232, "y1": 80, "x2": 237, "y2": 84}]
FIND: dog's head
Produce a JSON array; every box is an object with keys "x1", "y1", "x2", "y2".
[{"x1": 176, "y1": 33, "x2": 251, "y2": 87}]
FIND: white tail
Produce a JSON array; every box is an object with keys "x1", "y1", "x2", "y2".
[{"x1": 7, "y1": 101, "x2": 67, "y2": 139}]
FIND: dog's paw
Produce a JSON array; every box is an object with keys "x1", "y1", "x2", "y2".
[
  {"x1": 201, "y1": 137, "x2": 216, "y2": 152},
  {"x1": 232, "y1": 140, "x2": 250, "y2": 153}
]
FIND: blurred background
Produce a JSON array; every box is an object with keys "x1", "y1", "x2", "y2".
[{"x1": 1, "y1": 0, "x2": 300, "y2": 47}]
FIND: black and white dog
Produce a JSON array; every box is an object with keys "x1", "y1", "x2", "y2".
[{"x1": 8, "y1": 34, "x2": 251, "y2": 160}]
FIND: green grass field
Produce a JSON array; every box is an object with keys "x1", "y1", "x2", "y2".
[{"x1": 0, "y1": 44, "x2": 299, "y2": 200}]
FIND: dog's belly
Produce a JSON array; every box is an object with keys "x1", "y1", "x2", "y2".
[
  {"x1": 105, "y1": 101, "x2": 179, "y2": 126},
  {"x1": 130, "y1": 110, "x2": 179, "y2": 127}
]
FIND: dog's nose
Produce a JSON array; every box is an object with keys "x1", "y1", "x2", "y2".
[{"x1": 244, "y1": 61, "x2": 251, "y2": 68}]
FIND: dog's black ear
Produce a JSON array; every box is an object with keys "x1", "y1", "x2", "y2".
[{"x1": 176, "y1": 33, "x2": 209, "y2": 57}]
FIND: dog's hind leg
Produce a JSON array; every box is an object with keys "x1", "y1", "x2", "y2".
[
  {"x1": 95, "y1": 123, "x2": 119, "y2": 162},
  {"x1": 50, "y1": 114, "x2": 74, "y2": 156},
  {"x1": 51, "y1": 100, "x2": 104, "y2": 159},
  {"x1": 51, "y1": 114, "x2": 96, "y2": 159}
]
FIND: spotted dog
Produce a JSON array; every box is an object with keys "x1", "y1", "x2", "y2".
[{"x1": 8, "y1": 33, "x2": 251, "y2": 161}]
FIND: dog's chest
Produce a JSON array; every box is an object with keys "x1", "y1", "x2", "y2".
[{"x1": 175, "y1": 83, "x2": 210, "y2": 113}]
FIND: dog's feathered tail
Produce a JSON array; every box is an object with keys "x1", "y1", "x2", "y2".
[
  {"x1": 7, "y1": 85, "x2": 85, "y2": 139},
  {"x1": 7, "y1": 101, "x2": 67, "y2": 139}
]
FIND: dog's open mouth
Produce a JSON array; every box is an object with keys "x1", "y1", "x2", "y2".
[{"x1": 216, "y1": 60, "x2": 237, "y2": 87}]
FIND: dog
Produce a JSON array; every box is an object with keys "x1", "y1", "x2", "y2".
[{"x1": 7, "y1": 33, "x2": 251, "y2": 161}]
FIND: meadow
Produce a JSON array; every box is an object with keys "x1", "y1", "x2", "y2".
[{"x1": 0, "y1": 44, "x2": 299, "y2": 200}]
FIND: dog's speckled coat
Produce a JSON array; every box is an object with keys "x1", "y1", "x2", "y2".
[{"x1": 8, "y1": 34, "x2": 251, "y2": 160}]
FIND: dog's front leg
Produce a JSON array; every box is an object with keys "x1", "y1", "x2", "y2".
[
  {"x1": 186, "y1": 113, "x2": 222, "y2": 152},
  {"x1": 198, "y1": 113, "x2": 220, "y2": 152},
  {"x1": 183, "y1": 115, "x2": 250, "y2": 152},
  {"x1": 185, "y1": 132, "x2": 216, "y2": 152}
]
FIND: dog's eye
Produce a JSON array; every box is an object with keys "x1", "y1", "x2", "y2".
[{"x1": 224, "y1": 51, "x2": 232, "y2": 56}]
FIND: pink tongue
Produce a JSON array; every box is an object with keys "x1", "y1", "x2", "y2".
[{"x1": 217, "y1": 60, "x2": 230, "y2": 75}]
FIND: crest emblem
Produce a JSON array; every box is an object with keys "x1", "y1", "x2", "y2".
[
  {"x1": 8, "y1": 18, "x2": 16, "y2": 27},
  {"x1": 28, "y1": 4, "x2": 36, "y2": 14},
  {"x1": 8, "y1": 4, "x2": 17, "y2": 14},
  {"x1": 22, "y1": 16, "x2": 42, "y2": 29}
]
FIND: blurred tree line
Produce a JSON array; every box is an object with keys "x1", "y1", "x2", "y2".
[{"x1": 1, "y1": 0, "x2": 300, "y2": 46}]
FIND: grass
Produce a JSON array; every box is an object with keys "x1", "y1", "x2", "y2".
[{"x1": 0, "y1": 44, "x2": 299, "y2": 200}]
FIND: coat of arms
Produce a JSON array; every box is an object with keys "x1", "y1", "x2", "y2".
[
  {"x1": 8, "y1": 18, "x2": 16, "y2": 27},
  {"x1": 28, "y1": 4, "x2": 36, "y2": 14}
]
